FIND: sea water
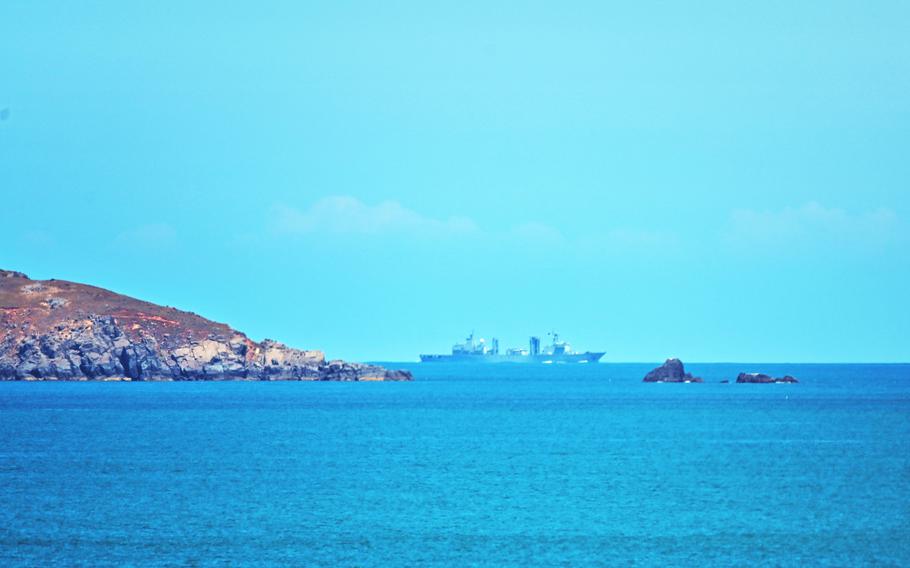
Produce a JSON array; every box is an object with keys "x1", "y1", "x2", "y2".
[{"x1": 0, "y1": 363, "x2": 908, "y2": 566}]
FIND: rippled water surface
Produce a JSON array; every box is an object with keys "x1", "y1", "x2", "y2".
[{"x1": 1, "y1": 363, "x2": 908, "y2": 566}]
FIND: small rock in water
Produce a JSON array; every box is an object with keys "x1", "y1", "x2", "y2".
[
  {"x1": 642, "y1": 358, "x2": 703, "y2": 383},
  {"x1": 735, "y1": 373, "x2": 798, "y2": 384}
]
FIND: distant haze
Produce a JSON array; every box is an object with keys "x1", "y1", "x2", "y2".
[{"x1": 2, "y1": 2, "x2": 908, "y2": 362}]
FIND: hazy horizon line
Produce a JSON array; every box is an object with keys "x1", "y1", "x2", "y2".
[{"x1": 369, "y1": 360, "x2": 910, "y2": 365}]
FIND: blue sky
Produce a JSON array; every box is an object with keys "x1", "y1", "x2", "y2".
[{"x1": 2, "y1": 1, "x2": 908, "y2": 361}]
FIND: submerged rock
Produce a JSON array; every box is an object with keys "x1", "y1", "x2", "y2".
[
  {"x1": 642, "y1": 358, "x2": 703, "y2": 383},
  {"x1": 0, "y1": 269, "x2": 411, "y2": 382},
  {"x1": 736, "y1": 373, "x2": 798, "y2": 384}
]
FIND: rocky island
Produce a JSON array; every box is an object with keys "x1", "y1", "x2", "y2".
[
  {"x1": 736, "y1": 372, "x2": 798, "y2": 384},
  {"x1": 0, "y1": 270, "x2": 411, "y2": 382},
  {"x1": 642, "y1": 358, "x2": 703, "y2": 383}
]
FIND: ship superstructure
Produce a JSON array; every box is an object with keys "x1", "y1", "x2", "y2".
[{"x1": 420, "y1": 332, "x2": 604, "y2": 364}]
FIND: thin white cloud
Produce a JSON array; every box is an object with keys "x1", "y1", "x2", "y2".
[
  {"x1": 508, "y1": 222, "x2": 567, "y2": 245},
  {"x1": 113, "y1": 223, "x2": 178, "y2": 249},
  {"x1": 572, "y1": 227, "x2": 679, "y2": 257},
  {"x1": 272, "y1": 196, "x2": 480, "y2": 238},
  {"x1": 725, "y1": 202, "x2": 899, "y2": 250},
  {"x1": 605, "y1": 228, "x2": 678, "y2": 248},
  {"x1": 20, "y1": 230, "x2": 56, "y2": 248},
  {"x1": 270, "y1": 196, "x2": 682, "y2": 257}
]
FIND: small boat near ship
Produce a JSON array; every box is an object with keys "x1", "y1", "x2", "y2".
[{"x1": 420, "y1": 332, "x2": 604, "y2": 364}]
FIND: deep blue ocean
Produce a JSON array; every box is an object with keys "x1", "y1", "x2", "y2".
[{"x1": 1, "y1": 363, "x2": 908, "y2": 566}]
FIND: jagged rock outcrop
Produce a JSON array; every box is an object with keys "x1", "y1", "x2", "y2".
[
  {"x1": 736, "y1": 372, "x2": 798, "y2": 384},
  {"x1": 0, "y1": 269, "x2": 411, "y2": 382},
  {"x1": 642, "y1": 358, "x2": 703, "y2": 383}
]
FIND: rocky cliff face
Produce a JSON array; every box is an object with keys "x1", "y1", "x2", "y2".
[
  {"x1": 0, "y1": 270, "x2": 411, "y2": 382},
  {"x1": 642, "y1": 358, "x2": 703, "y2": 383}
]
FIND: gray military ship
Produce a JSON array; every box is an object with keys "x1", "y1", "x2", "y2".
[{"x1": 420, "y1": 332, "x2": 604, "y2": 364}]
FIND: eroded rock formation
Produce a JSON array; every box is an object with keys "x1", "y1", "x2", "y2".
[
  {"x1": 736, "y1": 372, "x2": 798, "y2": 384},
  {"x1": 642, "y1": 358, "x2": 703, "y2": 383},
  {"x1": 0, "y1": 270, "x2": 410, "y2": 382}
]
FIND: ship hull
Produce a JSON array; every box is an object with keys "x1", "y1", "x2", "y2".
[{"x1": 419, "y1": 352, "x2": 605, "y2": 364}]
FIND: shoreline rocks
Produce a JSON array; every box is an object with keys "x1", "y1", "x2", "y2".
[
  {"x1": 0, "y1": 270, "x2": 411, "y2": 382},
  {"x1": 642, "y1": 358, "x2": 703, "y2": 383}
]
